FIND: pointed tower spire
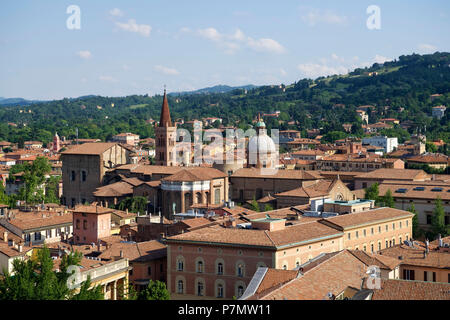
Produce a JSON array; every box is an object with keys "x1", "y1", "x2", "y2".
[{"x1": 159, "y1": 88, "x2": 172, "y2": 127}]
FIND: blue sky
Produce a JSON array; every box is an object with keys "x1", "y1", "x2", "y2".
[{"x1": 1, "y1": 0, "x2": 449, "y2": 100}]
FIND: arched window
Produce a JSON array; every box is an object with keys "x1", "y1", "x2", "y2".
[
  {"x1": 217, "y1": 284, "x2": 224, "y2": 298},
  {"x1": 176, "y1": 256, "x2": 184, "y2": 271},
  {"x1": 236, "y1": 262, "x2": 245, "y2": 277},
  {"x1": 196, "y1": 192, "x2": 202, "y2": 204},
  {"x1": 197, "y1": 260, "x2": 204, "y2": 273},
  {"x1": 237, "y1": 286, "x2": 244, "y2": 298},
  {"x1": 177, "y1": 280, "x2": 184, "y2": 294},
  {"x1": 197, "y1": 281, "x2": 204, "y2": 296},
  {"x1": 217, "y1": 262, "x2": 223, "y2": 275}
]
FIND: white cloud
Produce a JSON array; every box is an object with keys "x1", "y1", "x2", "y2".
[
  {"x1": 418, "y1": 43, "x2": 437, "y2": 53},
  {"x1": 76, "y1": 50, "x2": 92, "y2": 59},
  {"x1": 198, "y1": 28, "x2": 222, "y2": 42},
  {"x1": 115, "y1": 19, "x2": 152, "y2": 37},
  {"x1": 109, "y1": 8, "x2": 123, "y2": 17},
  {"x1": 374, "y1": 54, "x2": 391, "y2": 64},
  {"x1": 247, "y1": 38, "x2": 286, "y2": 54},
  {"x1": 298, "y1": 63, "x2": 348, "y2": 78},
  {"x1": 301, "y1": 9, "x2": 347, "y2": 26},
  {"x1": 99, "y1": 75, "x2": 118, "y2": 82},
  {"x1": 180, "y1": 27, "x2": 191, "y2": 33},
  {"x1": 154, "y1": 65, "x2": 180, "y2": 76},
  {"x1": 197, "y1": 27, "x2": 285, "y2": 54}
]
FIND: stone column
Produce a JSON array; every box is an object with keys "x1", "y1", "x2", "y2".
[{"x1": 112, "y1": 280, "x2": 117, "y2": 300}]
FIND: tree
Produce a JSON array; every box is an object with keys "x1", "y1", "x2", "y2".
[
  {"x1": 408, "y1": 203, "x2": 421, "y2": 239},
  {"x1": 264, "y1": 204, "x2": 274, "y2": 212},
  {"x1": 250, "y1": 198, "x2": 260, "y2": 212},
  {"x1": 364, "y1": 183, "x2": 379, "y2": 202},
  {"x1": 0, "y1": 246, "x2": 104, "y2": 300},
  {"x1": 431, "y1": 198, "x2": 448, "y2": 238},
  {"x1": 137, "y1": 280, "x2": 170, "y2": 300},
  {"x1": 382, "y1": 189, "x2": 395, "y2": 208}
]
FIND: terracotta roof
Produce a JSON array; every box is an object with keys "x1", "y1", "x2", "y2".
[
  {"x1": 167, "y1": 220, "x2": 342, "y2": 249},
  {"x1": 0, "y1": 242, "x2": 32, "y2": 257},
  {"x1": 161, "y1": 167, "x2": 226, "y2": 182},
  {"x1": 5, "y1": 211, "x2": 72, "y2": 231},
  {"x1": 231, "y1": 168, "x2": 322, "y2": 180},
  {"x1": 378, "y1": 183, "x2": 450, "y2": 201},
  {"x1": 97, "y1": 240, "x2": 166, "y2": 262},
  {"x1": 365, "y1": 279, "x2": 450, "y2": 300},
  {"x1": 255, "y1": 269, "x2": 299, "y2": 295},
  {"x1": 93, "y1": 181, "x2": 134, "y2": 197},
  {"x1": 255, "y1": 250, "x2": 367, "y2": 300},
  {"x1": 275, "y1": 180, "x2": 334, "y2": 198},
  {"x1": 111, "y1": 209, "x2": 137, "y2": 219},
  {"x1": 348, "y1": 250, "x2": 401, "y2": 270},
  {"x1": 72, "y1": 205, "x2": 113, "y2": 215},
  {"x1": 379, "y1": 244, "x2": 450, "y2": 269},
  {"x1": 355, "y1": 168, "x2": 428, "y2": 180},
  {"x1": 61, "y1": 142, "x2": 119, "y2": 155},
  {"x1": 320, "y1": 207, "x2": 414, "y2": 230},
  {"x1": 407, "y1": 153, "x2": 449, "y2": 164}
]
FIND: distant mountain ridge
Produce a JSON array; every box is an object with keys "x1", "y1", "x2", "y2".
[
  {"x1": 0, "y1": 97, "x2": 47, "y2": 106},
  {"x1": 169, "y1": 84, "x2": 258, "y2": 96}
]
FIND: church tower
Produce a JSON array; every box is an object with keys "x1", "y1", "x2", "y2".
[
  {"x1": 155, "y1": 89, "x2": 177, "y2": 166},
  {"x1": 53, "y1": 132, "x2": 61, "y2": 153}
]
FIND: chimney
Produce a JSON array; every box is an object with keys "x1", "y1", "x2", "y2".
[
  {"x1": 126, "y1": 208, "x2": 129, "y2": 215},
  {"x1": 18, "y1": 244, "x2": 23, "y2": 253},
  {"x1": 438, "y1": 234, "x2": 443, "y2": 248},
  {"x1": 119, "y1": 250, "x2": 123, "y2": 258},
  {"x1": 3, "y1": 231, "x2": 7, "y2": 243}
]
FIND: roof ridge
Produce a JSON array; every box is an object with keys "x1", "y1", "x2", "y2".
[{"x1": 264, "y1": 230, "x2": 277, "y2": 247}]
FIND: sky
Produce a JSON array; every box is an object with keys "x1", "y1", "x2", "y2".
[{"x1": 0, "y1": 0, "x2": 449, "y2": 100}]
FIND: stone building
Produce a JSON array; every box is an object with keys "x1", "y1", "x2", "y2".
[{"x1": 61, "y1": 142, "x2": 131, "y2": 206}]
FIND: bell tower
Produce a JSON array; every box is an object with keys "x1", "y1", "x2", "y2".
[{"x1": 155, "y1": 89, "x2": 177, "y2": 166}]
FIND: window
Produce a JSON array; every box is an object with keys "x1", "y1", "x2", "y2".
[
  {"x1": 363, "y1": 245, "x2": 367, "y2": 252},
  {"x1": 378, "y1": 226, "x2": 381, "y2": 233},
  {"x1": 197, "y1": 261, "x2": 204, "y2": 273},
  {"x1": 237, "y1": 263, "x2": 244, "y2": 277},
  {"x1": 237, "y1": 286, "x2": 244, "y2": 298},
  {"x1": 81, "y1": 170, "x2": 87, "y2": 182},
  {"x1": 371, "y1": 228, "x2": 374, "y2": 235},
  {"x1": 399, "y1": 237, "x2": 402, "y2": 244},
  {"x1": 392, "y1": 239, "x2": 395, "y2": 246},
  {"x1": 177, "y1": 280, "x2": 184, "y2": 294},
  {"x1": 217, "y1": 284, "x2": 224, "y2": 298},
  {"x1": 177, "y1": 259, "x2": 184, "y2": 271},
  {"x1": 378, "y1": 242, "x2": 381, "y2": 251},
  {"x1": 386, "y1": 240, "x2": 389, "y2": 248},
  {"x1": 392, "y1": 223, "x2": 395, "y2": 230},
  {"x1": 34, "y1": 232, "x2": 42, "y2": 241},
  {"x1": 363, "y1": 229, "x2": 366, "y2": 237},
  {"x1": 83, "y1": 220, "x2": 87, "y2": 230},
  {"x1": 356, "y1": 231, "x2": 359, "y2": 239},
  {"x1": 129, "y1": 269, "x2": 133, "y2": 276},
  {"x1": 400, "y1": 221, "x2": 402, "y2": 228},
  {"x1": 403, "y1": 269, "x2": 415, "y2": 280},
  {"x1": 426, "y1": 215, "x2": 432, "y2": 225},
  {"x1": 197, "y1": 281, "x2": 204, "y2": 296},
  {"x1": 76, "y1": 219, "x2": 80, "y2": 229},
  {"x1": 217, "y1": 263, "x2": 223, "y2": 275},
  {"x1": 148, "y1": 266, "x2": 152, "y2": 275},
  {"x1": 348, "y1": 233, "x2": 351, "y2": 240},
  {"x1": 46, "y1": 229, "x2": 52, "y2": 238},
  {"x1": 371, "y1": 244, "x2": 374, "y2": 253},
  {"x1": 385, "y1": 225, "x2": 388, "y2": 232},
  {"x1": 71, "y1": 171, "x2": 76, "y2": 181}
]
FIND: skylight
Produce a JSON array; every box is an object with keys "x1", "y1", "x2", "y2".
[
  {"x1": 395, "y1": 188, "x2": 408, "y2": 193},
  {"x1": 431, "y1": 187, "x2": 443, "y2": 192},
  {"x1": 413, "y1": 187, "x2": 425, "y2": 191}
]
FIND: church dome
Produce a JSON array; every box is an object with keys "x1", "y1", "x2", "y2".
[{"x1": 248, "y1": 134, "x2": 276, "y2": 154}]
